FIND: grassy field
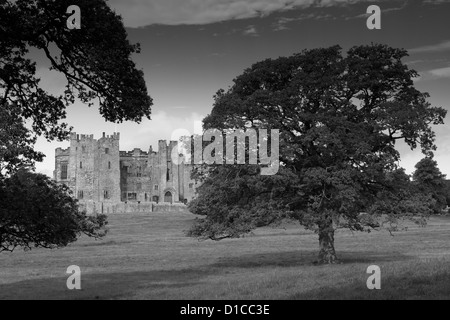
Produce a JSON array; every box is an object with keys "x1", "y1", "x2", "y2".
[{"x1": 1, "y1": 211, "x2": 449, "y2": 300}]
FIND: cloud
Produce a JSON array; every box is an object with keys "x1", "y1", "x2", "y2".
[
  {"x1": 273, "y1": 17, "x2": 296, "y2": 31},
  {"x1": 272, "y1": 11, "x2": 333, "y2": 30},
  {"x1": 243, "y1": 25, "x2": 259, "y2": 36},
  {"x1": 409, "y1": 40, "x2": 450, "y2": 53},
  {"x1": 429, "y1": 67, "x2": 450, "y2": 78},
  {"x1": 423, "y1": 0, "x2": 450, "y2": 4},
  {"x1": 413, "y1": 66, "x2": 450, "y2": 82},
  {"x1": 108, "y1": 0, "x2": 376, "y2": 27},
  {"x1": 126, "y1": 111, "x2": 205, "y2": 151}
]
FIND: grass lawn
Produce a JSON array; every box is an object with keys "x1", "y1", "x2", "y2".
[{"x1": 0, "y1": 211, "x2": 449, "y2": 300}]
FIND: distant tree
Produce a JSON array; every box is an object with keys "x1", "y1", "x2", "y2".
[
  {"x1": 444, "y1": 180, "x2": 450, "y2": 208},
  {"x1": 0, "y1": 0, "x2": 151, "y2": 250},
  {"x1": 413, "y1": 157, "x2": 447, "y2": 214},
  {"x1": 0, "y1": 170, "x2": 108, "y2": 252},
  {"x1": 188, "y1": 44, "x2": 447, "y2": 264}
]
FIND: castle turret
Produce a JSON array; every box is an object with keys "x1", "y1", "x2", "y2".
[{"x1": 63, "y1": 132, "x2": 121, "y2": 209}]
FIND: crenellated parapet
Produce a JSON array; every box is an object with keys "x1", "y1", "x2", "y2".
[{"x1": 55, "y1": 147, "x2": 70, "y2": 157}]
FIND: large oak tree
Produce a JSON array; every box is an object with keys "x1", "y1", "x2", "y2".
[{"x1": 188, "y1": 44, "x2": 446, "y2": 264}]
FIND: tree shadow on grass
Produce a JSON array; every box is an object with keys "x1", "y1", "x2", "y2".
[
  {"x1": 0, "y1": 268, "x2": 214, "y2": 300},
  {"x1": 287, "y1": 268, "x2": 450, "y2": 300},
  {"x1": 75, "y1": 240, "x2": 136, "y2": 247},
  {"x1": 0, "y1": 251, "x2": 416, "y2": 300},
  {"x1": 211, "y1": 250, "x2": 414, "y2": 269}
]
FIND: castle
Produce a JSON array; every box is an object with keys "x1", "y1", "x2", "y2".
[{"x1": 54, "y1": 132, "x2": 197, "y2": 214}]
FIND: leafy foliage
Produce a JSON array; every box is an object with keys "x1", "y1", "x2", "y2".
[
  {"x1": 0, "y1": 0, "x2": 151, "y2": 250},
  {"x1": 413, "y1": 157, "x2": 447, "y2": 214},
  {"x1": 0, "y1": 170, "x2": 108, "y2": 252},
  {"x1": 0, "y1": 0, "x2": 152, "y2": 175},
  {"x1": 0, "y1": 102, "x2": 44, "y2": 177},
  {"x1": 189, "y1": 44, "x2": 447, "y2": 263}
]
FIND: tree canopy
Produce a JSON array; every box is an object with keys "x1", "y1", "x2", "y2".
[
  {"x1": 0, "y1": 0, "x2": 153, "y2": 177},
  {"x1": 413, "y1": 157, "x2": 447, "y2": 214},
  {"x1": 188, "y1": 44, "x2": 447, "y2": 264},
  {"x1": 0, "y1": 0, "x2": 150, "y2": 250},
  {"x1": 0, "y1": 170, "x2": 107, "y2": 252}
]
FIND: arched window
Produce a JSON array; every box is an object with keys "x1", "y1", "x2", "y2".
[{"x1": 164, "y1": 191, "x2": 172, "y2": 203}]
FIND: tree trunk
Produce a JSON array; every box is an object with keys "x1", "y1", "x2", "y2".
[{"x1": 317, "y1": 219, "x2": 338, "y2": 264}]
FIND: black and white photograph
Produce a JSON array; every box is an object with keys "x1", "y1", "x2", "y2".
[{"x1": 1, "y1": 0, "x2": 450, "y2": 305}]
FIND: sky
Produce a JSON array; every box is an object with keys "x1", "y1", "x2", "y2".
[{"x1": 34, "y1": 0, "x2": 450, "y2": 178}]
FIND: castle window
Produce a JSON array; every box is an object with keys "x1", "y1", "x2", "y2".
[
  {"x1": 104, "y1": 190, "x2": 109, "y2": 199},
  {"x1": 164, "y1": 191, "x2": 173, "y2": 203},
  {"x1": 78, "y1": 190, "x2": 84, "y2": 199},
  {"x1": 105, "y1": 148, "x2": 109, "y2": 154},
  {"x1": 154, "y1": 185, "x2": 159, "y2": 191},
  {"x1": 108, "y1": 161, "x2": 111, "y2": 169},
  {"x1": 80, "y1": 161, "x2": 83, "y2": 169},
  {"x1": 166, "y1": 168, "x2": 170, "y2": 181},
  {"x1": 60, "y1": 162, "x2": 68, "y2": 180},
  {"x1": 127, "y1": 193, "x2": 137, "y2": 201}
]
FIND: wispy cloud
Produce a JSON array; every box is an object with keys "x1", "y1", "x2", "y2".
[
  {"x1": 272, "y1": 12, "x2": 332, "y2": 31},
  {"x1": 423, "y1": 0, "x2": 450, "y2": 3},
  {"x1": 347, "y1": 2, "x2": 405, "y2": 20},
  {"x1": 273, "y1": 17, "x2": 299, "y2": 31},
  {"x1": 429, "y1": 66, "x2": 450, "y2": 78},
  {"x1": 409, "y1": 40, "x2": 450, "y2": 53},
  {"x1": 414, "y1": 66, "x2": 450, "y2": 82},
  {"x1": 243, "y1": 25, "x2": 259, "y2": 36},
  {"x1": 109, "y1": 0, "x2": 378, "y2": 28}
]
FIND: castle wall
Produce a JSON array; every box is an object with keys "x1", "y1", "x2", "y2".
[
  {"x1": 55, "y1": 132, "x2": 196, "y2": 214},
  {"x1": 120, "y1": 148, "x2": 152, "y2": 203},
  {"x1": 54, "y1": 148, "x2": 70, "y2": 183},
  {"x1": 66, "y1": 133, "x2": 121, "y2": 204}
]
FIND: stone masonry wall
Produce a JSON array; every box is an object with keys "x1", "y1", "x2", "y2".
[{"x1": 55, "y1": 132, "x2": 195, "y2": 215}]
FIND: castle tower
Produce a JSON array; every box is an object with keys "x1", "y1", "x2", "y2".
[{"x1": 59, "y1": 132, "x2": 121, "y2": 207}]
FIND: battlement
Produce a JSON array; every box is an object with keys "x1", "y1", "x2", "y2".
[
  {"x1": 70, "y1": 132, "x2": 120, "y2": 142},
  {"x1": 100, "y1": 132, "x2": 120, "y2": 140},
  {"x1": 55, "y1": 147, "x2": 70, "y2": 156},
  {"x1": 120, "y1": 148, "x2": 149, "y2": 157},
  {"x1": 158, "y1": 140, "x2": 179, "y2": 151}
]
